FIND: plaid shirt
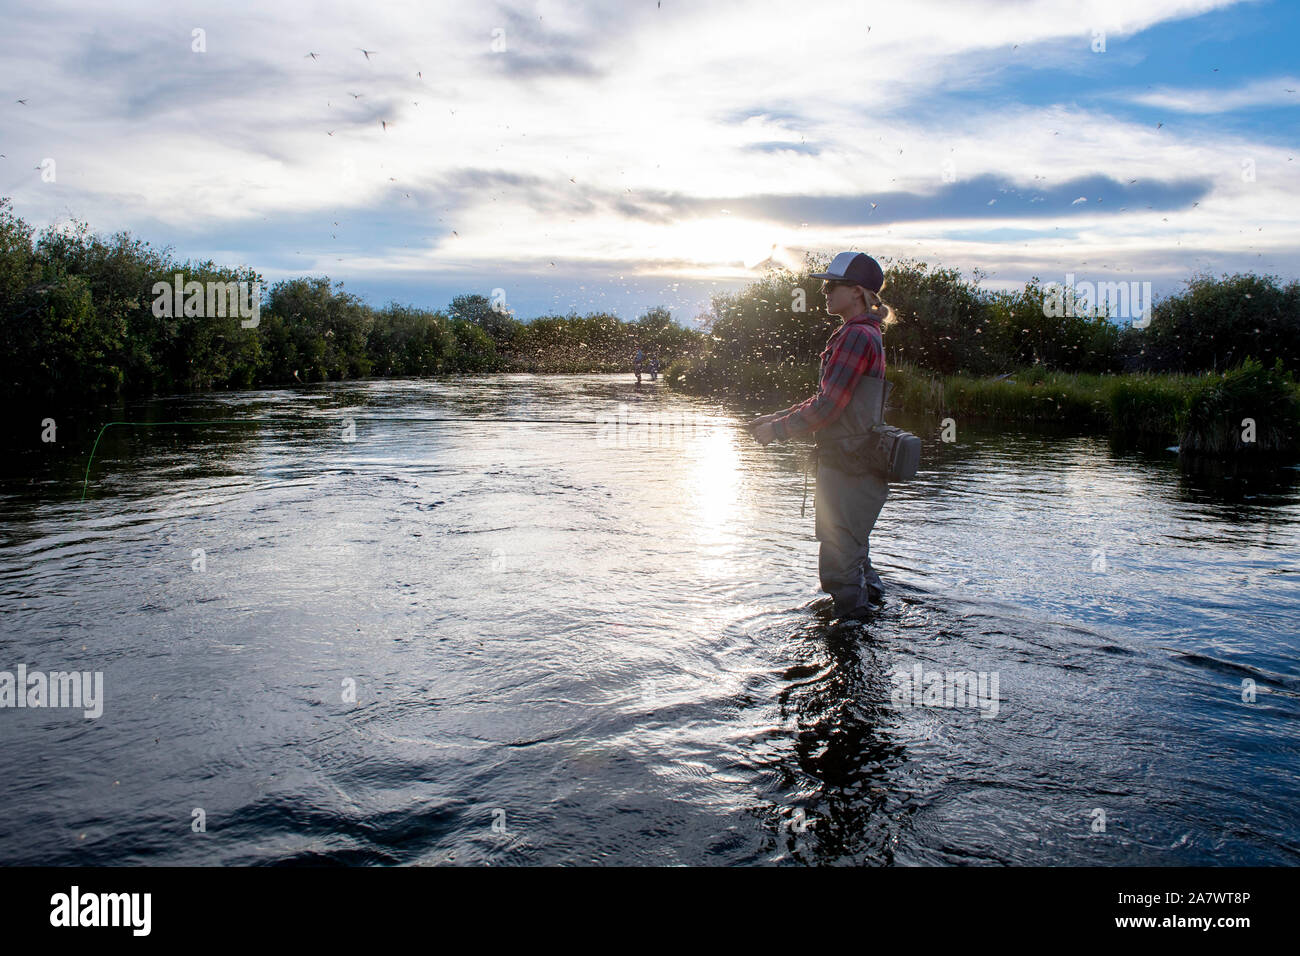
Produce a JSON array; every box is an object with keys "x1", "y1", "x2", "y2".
[{"x1": 770, "y1": 310, "x2": 885, "y2": 442}]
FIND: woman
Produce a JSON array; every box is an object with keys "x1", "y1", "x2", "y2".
[{"x1": 745, "y1": 252, "x2": 894, "y2": 620}]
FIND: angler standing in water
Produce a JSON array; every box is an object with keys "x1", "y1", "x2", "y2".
[
  {"x1": 633, "y1": 345, "x2": 645, "y2": 383},
  {"x1": 745, "y1": 252, "x2": 893, "y2": 621}
]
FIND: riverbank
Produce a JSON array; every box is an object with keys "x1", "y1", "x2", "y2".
[{"x1": 665, "y1": 356, "x2": 1300, "y2": 455}]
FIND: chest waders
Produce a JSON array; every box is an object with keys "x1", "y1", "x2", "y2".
[{"x1": 809, "y1": 371, "x2": 891, "y2": 617}]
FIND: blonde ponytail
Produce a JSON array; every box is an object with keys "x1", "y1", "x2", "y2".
[{"x1": 864, "y1": 282, "x2": 896, "y2": 329}]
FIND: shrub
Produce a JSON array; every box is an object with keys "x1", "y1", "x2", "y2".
[
  {"x1": 1180, "y1": 357, "x2": 1300, "y2": 454},
  {"x1": 1106, "y1": 373, "x2": 1196, "y2": 438}
]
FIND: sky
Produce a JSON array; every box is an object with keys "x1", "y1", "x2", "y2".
[{"x1": 1, "y1": 0, "x2": 1298, "y2": 326}]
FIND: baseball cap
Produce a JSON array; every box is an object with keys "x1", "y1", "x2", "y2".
[{"x1": 811, "y1": 252, "x2": 885, "y2": 293}]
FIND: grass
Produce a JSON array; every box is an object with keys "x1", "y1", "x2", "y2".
[
  {"x1": 826, "y1": 361, "x2": 1201, "y2": 437},
  {"x1": 667, "y1": 357, "x2": 1300, "y2": 452},
  {"x1": 1179, "y1": 357, "x2": 1300, "y2": 454}
]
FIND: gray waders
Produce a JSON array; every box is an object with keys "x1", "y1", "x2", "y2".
[
  {"x1": 814, "y1": 456, "x2": 889, "y2": 614},
  {"x1": 810, "y1": 373, "x2": 891, "y2": 616}
]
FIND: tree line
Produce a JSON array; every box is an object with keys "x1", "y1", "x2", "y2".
[
  {"x1": 667, "y1": 252, "x2": 1300, "y2": 395},
  {"x1": 0, "y1": 199, "x2": 702, "y2": 406},
  {"x1": 7, "y1": 197, "x2": 1296, "y2": 409}
]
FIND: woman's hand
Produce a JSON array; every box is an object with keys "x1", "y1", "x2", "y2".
[{"x1": 744, "y1": 414, "x2": 779, "y2": 444}]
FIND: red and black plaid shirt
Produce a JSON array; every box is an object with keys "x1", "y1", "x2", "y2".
[{"x1": 770, "y1": 309, "x2": 885, "y2": 442}]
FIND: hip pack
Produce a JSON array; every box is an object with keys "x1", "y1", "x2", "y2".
[
  {"x1": 816, "y1": 427, "x2": 919, "y2": 481},
  {"x1": 815, "y1": 377, "x2": 921, "y2": 482},
  {"x1": 866, "y1": 423, "x2": 922, "y2": 481}
]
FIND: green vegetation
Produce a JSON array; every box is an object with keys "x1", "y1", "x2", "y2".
[
  {"x1": 6, "y1": 196, "x2": 1297, "y2": 456},
  {"x1": 492, "y1": 304, "x2": 699, "y2": 374},
  {"x1": 665, "y1": 253, "x2": 1300, "y2": 454},
  {"x1": 884, "y1": 362, "x2": 1206, "y2": 437},
  {"x1": 1180, "y1": 357, "x2": 1300, "y2": 454},
  {"x1": 715, "y1": 358, "x2": 1299, "y2": 452},
  {"x1": 0, "y1": 199, "x2": 703, "y2": 405}
]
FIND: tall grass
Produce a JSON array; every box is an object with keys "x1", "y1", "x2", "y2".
[
  {"x1": 1179, "y1": 357, "x2": 1300, "y2": 454},
  {"x1": 1106, "y1": 372, "x2": 1204, "y2": 438},
  {"x1": 684, "y1": 357, "x2": 1300, "y2": 450}
]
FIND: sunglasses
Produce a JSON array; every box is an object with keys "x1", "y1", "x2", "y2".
[{"x1": 820, "y1": 280, "x2": 850, "y2": 293}]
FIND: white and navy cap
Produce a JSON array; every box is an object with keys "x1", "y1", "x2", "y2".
[{"x1": 812, "y1": 252, "x2": 885, "y2": 293}]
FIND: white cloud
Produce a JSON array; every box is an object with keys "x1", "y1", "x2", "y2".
[
  {"x1": 0, "y1": 0, "x2": 1292, "y2": 313},
  {"x1": 1126, "y1": 76, "x2": 1300, "y2": 112}
]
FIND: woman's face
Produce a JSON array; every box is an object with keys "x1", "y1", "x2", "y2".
[{"x1": 821, "y1": 281, "x2": 858, "y2": 316}]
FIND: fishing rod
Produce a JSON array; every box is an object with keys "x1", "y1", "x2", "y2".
[{"x1": 77, "y1": 414, "x2": 755, "y2": 501}]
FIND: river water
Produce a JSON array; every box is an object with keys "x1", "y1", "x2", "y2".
[{"x1": 2, "y1": 373, "x2": 1298, "y2": 865}]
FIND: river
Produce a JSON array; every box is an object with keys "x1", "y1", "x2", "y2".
[{"x1": 2, "y1": 373, "x2": 1298, "y2": 865}]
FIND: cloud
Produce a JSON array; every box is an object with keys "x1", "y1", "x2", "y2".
[
  {"x1": 1125, "y1": 76, "x2": 1300, "y2": 113},
  {"x1": 745, "y1": 141, "x2": 823, "y2": 156},
  {"x1": 482, "y1": 48, "x2": 605, "y2": 79},
  {"x1": 0, "y1": 0, "x2": 1293, "y2": 324}
]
